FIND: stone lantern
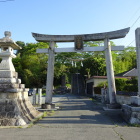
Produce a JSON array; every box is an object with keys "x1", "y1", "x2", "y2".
[
  {"x1": 0, "y1": 31, "x2": 21, "y2": 72},
  {"x1": 0, "y1": 31, "x2": 42, "y2": 126}
]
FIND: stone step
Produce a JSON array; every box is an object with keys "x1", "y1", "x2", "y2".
[
  {"x1": 0, "y1": 71, "x2": 18, "y2": 78},
  {"x1": 0, "y1": 78, "x2": 21, "y2": 84},
  {"x1": 19, "y1": 84, "x2": 25, "y2": 89},
  {"x1": 0, "y1": 83, "x2": 21, "y2": 89},
  {"x1": 1, "y1": 88, "x2": 29, "y2": 93}
]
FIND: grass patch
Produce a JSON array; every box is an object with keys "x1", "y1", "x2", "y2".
[
  {"x1": 27, "y1": 110, "x2": 55, "y2": 128},
  {"x1": 45, "y1": 110, "x2": 55, "y2": 116},
  {"x1": 128, "y1": 123, "x2": 140, "y2": 127}
]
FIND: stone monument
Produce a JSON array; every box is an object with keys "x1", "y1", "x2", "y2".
[
  {"x1": 0, "y1": 31, "x2": 43, "y2": 126},
  {"x1": 71, "y1": 73, "x2": 85, "y2": 95}
]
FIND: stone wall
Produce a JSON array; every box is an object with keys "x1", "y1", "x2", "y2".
[
  {"x1": 122, "y1": 104, "x2": 140, "y2": 124},
  {"x1": 96, "y1": 93, "x2": 131, "y2": 105},
  {"x1": 116, "y1": 95, "x2": 131, "y2": 105}
]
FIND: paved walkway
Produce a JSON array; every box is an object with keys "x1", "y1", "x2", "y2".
[{"x1": 0, "y1": 94, "x2": 140, "y2": 140}]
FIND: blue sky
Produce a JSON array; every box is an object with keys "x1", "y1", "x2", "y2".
[{"x1": 0, "y1": 0, "x2": 140, "y2": 48}]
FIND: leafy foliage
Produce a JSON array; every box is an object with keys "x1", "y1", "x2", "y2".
[
  {"x1": 13, "y1": 42, "x2": 49, "y2": 88},
  {"x1": 12, "y1": 40, "x2": 137, "y2": 91},
  {"x1": 97, "y1": 78, "x2": 138, "y2": 92},
  {"x1": 113, "y1": 47, "x2": 136, "y2": 74}
]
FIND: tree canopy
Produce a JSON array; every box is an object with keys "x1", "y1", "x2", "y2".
[
  {"x1": 13, "y1": 42, "x2": 49, "y2": 88},
  {"x1": 13, "y1": 41, "x2": 137, "y2": 88}
]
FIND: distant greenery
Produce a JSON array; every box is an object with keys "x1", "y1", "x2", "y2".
[
  {"x1": 13, "y1": 41, "x2": 137, "y2": 90},
  {"x1": 97, "y1": 78, "x2": 138, "y2": 92}
]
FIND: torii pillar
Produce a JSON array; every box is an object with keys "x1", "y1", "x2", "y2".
[
  {"x1": 104, "y1": 38, "x2": 118, "y2": 108},
  {"x1": 32, "y1": 27, "x2": 130, "y2": 109},
  {"x1": 41, "y1": 41, "x2": 56, "y2": 109}
]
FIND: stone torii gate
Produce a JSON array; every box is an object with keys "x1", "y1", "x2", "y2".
[{"x1": 32, "y1": 27, "x2": 130, "y2": 109}]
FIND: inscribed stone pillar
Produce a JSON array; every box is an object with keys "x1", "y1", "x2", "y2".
[
  {"x1": 61, "y1": 75, "x2": 66, "y2": 87},
  {"x1": 71, "y1": 73, "x2": 85, "y2": 95},
  {"x1": 33, "y1": 88, "x2": 37, "y2": 105}
]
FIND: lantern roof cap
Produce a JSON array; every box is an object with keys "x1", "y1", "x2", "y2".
[{"x1": 0, "y1": 31, "x2": 21, "y2": 50}]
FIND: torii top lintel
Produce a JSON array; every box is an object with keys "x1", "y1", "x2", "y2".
[{"x1": 32, "y1": 27, "x2": 130, "y2": 43}]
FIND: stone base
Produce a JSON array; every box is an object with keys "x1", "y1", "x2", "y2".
[
  {"x1": 37, "y1": 106, "x2": 59, "y2": 112},
  {"x1": 131, "y1": 96, "x2": 140, "y2": 106},
  {"x1": 122, "y1": 104, "x2": 140, "y2": 124},
  {"x1": 53, "y1": 86, "x2": 69, "y2": 94},
  {"x1": 107, "y1": 103, "x2": 121, "y2": 109},
  {"x1": 0, "y1": 92, "x2": 43, "y2": 126},
  {"x1": 41, "y1": 103, "x2": 55, "y2": 110},
  {"x1": 103, "y1": 107, "x2": 122, "y2": 112}
]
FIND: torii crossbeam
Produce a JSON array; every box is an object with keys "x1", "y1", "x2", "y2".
[{"x1": 32, "y1": 27, "x2": 130, "y2": 109}]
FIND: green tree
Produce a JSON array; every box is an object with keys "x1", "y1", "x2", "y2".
[
  {"x1": 13, "y1": 40, "x2": 137, "y2": 89},
  {"x1": 13, "y1": 42, "x2": 49, "y2": 88},
  {"x1": 113, "y1": 47, "x2": 136, "y2": 74}
]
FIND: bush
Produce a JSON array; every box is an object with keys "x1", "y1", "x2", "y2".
[
  {"x1": 96, "y1": 78, "x2": 138, "y2": 92},
  {"x1": 124, "y1": 78, "x2": 138, "y2": 92},
  {"x1": 115, "y1": 78, "x2": 128, "y2": 91},
  {"x1": 66, "y1": 84, "x2": 71, "y2": 89},
  {"x1": 97, "y1": 81, "x2": 108, "y2": 88}
]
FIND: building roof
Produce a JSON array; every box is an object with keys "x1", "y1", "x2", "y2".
[
  {"x1": 115, "y1": 68, "x2": 137, "y2": 77},
  {"x1": 86, "y1": 68, "x2": 137, "y2": 81}
]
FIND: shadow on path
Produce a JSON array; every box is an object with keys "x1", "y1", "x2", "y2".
[{"x1": 37, "y1": 94, "x2": 126, "y2": 126}]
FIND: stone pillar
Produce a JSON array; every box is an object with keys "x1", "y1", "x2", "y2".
[
  {"x1": 106, "y1": 88, "x2": 110, "y2": 104},
  {"x1": 61, "y1": 75, "x2": 66, "y2": 87},
  {"x1": 101, "y1": 88, "x2": 110, "y2": 104},
  {"x1": 104, "y1": 38, "x2": 116, "y2": 104},
  {"x1": 45, "y1": 41, "x2": 55, "y2": 104},
  {"x1": 136, "y1": 28, "x2": 140, "y2": 97},
  {"x1": 101, "y1": 88, "x2": 105, "y2": 103},
  {"x1": 33, "y1": 88, "x2": 37, "y2": 105},
  {"x1": 38, "y1": 88, "x2": 42, "y2": 105},
  {"x1": 130, "y1": 28, "x2": 140, "y2": 106}
]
